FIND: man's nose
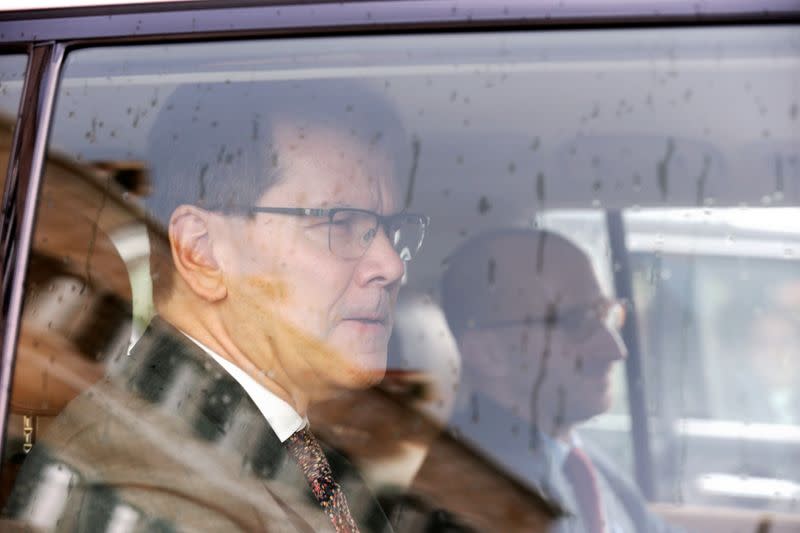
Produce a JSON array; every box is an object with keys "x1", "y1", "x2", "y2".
[
  {"x1": 354, "y1": 226, "x2": 405, "y2": 287},
  {"x1": 584, "y1": 322, "x2": 628, "y2": 362}
]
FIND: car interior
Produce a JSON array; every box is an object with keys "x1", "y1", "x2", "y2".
[{"x1": 0, "y1": 17, "x2": 799, "y2": 533}]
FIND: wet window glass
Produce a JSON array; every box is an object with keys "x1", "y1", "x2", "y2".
[{"x1": 1, "y1": 26, "x2": 799, "y2": 532}]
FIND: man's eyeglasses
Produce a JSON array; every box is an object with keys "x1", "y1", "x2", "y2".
[
  {"x1": 218, "y1": 206, "x2": 429, "y2": 261},
  {"x1": 472, "y1": 299, "x2": 626, "y2": 342}
]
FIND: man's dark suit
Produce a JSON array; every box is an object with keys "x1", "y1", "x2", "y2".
[
  {"x1": 6, "y1": 318, "x2": 392, "y2": 532},
  {"x1": 448, "y1": 392, "x2": 685, "y2": 533}
]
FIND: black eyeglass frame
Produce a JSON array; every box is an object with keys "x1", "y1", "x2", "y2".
[
  {"x1": 468, "y1": 299, "x2": 626, "y2": 342},
  {"x1": 215, "y1": 205, "x2": 430, "y2": 260}
]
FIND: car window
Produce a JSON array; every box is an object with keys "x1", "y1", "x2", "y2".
[{"x1": 2, "y1": 25, "x2": 799, "y2": 532}]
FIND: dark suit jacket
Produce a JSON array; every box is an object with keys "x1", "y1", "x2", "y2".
[
  {"x1": 448, "y1": 392, "x2": 686, "y2": 533},
  {"x1": 5, "y1": 318, "x2": 392, "y2": 532}
]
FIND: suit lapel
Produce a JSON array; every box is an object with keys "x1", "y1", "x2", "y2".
[
  {"x1": 583, "y1": 443, "x2": 645, "y2": 532},
  {"x1": 451, "y1": 393, "x2": 604, "y2": 533},
  {"x1": 122, "y1": 318, "x2": 390, "y2": 533},
  {"x1": 119, "y1": 318, "x2": 333, "y2": 530}
]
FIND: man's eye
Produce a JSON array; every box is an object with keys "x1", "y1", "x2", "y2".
[
  {"x1": 361, "y1": 227, "x2": 377, "y2": 244},
  {"x1": 559, "y1": 311, "x2": 586, "y2": 332},
  {"x1": 330, "y1": 214, "x2": 356, "y2": 227},
  {"x1": 329, "y1": 219, "x2": 355, "y2": 235}
]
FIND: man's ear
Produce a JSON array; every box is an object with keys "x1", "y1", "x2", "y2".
[{"x1": 168, "y1": 206, "x2": 227, "y2": 302}]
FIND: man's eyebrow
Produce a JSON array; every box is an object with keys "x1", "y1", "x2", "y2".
[
  {"x1": 316, "y1": 201, "x2": 384, "y2": 212},
  {"x1": 579, "y1": 296, "x2": 609, "y2": 308},
  {"x1": 320, "y1": 201, "x2": 352, "y2": 209},
  {"x1": 555, "y1": 295, "x2": 606, "y2": 311}
]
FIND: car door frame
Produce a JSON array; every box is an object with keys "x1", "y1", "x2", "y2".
[{"x1": 0, "y1": 0, "x2": 797, "y2": 490}]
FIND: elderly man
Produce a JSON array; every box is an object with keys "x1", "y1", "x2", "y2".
[
  {"x1": 8, "y1": 80, "x2": 427, "y2": 532},
  {"x1": 442, "y1": 229, "x2": 682, "y2": 533}
]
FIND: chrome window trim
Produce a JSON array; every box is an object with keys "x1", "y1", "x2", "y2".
[{"x1": 0, "y1": 0, "x2": 798, "y2": 45}]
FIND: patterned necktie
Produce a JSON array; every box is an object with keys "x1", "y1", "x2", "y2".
[
  {"x1": 563, "y1": 447, "x2": 606, "y2": 533},
  {"x1": 284, "y1": 426, "x2": 360, "y2": 533}
]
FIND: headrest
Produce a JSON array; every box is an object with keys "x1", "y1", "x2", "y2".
[{"x1": 385, "y1": 291, "x2": 461, "y2": 427}]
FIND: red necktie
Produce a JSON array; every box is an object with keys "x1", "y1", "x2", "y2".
[
  {"x1": 284, "y1": 427, "x2": 360, "y2": 533},
  {"x1": 563, "y1": 447, "x2": 606, "y2": 533}
]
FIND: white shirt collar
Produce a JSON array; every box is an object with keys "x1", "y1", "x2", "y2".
[
  {"x1": 180, "y1": 331, "x2": 308, "y2": 442},
  {"x1": 547, "y1": 430, "x2": 578, "y2": 470}
]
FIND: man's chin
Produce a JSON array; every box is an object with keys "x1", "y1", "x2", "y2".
[
  {"x1": 329, "y1": 347, "x2": 388, "y2": 390},
  {"x1": 583, "y1": 371, "x2": 614, "y2": 399},
  {"x1": 566, "y1": 389, "x2": 614, "y2": 426},
  {"x1": 330, "y1": 327, "x2": 390, "y2": 372}
]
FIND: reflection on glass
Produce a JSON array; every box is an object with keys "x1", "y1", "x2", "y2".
[{"x1": 1, "y1": 24, "x2": 799, "y2": 533}]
